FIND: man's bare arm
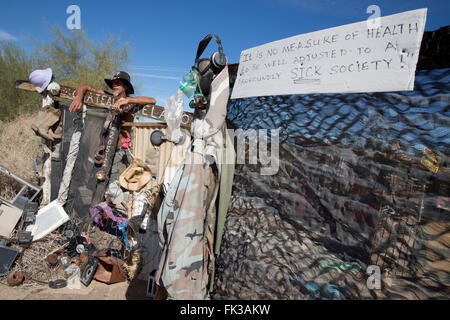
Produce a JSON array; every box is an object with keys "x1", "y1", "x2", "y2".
[
  {"x1": 69, "y1": 84, "x2": 107, "y2": 112},
  {"x1": 112, "y1": 96, "x2": 156, "y2": 112}
]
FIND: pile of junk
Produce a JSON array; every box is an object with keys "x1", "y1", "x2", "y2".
[
  {"x1": 0, "y1": 34, "x2": 236, "y2": 300},
  {"x1": 0, "y1": 93, "x2": 168, "y2": 295},
  {"x1": 0, "y1": 159, "x2": 156, "y2": 292}
]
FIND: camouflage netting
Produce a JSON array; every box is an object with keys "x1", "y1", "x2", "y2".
[{"x1": 213, "y1": 67, "x2": 450, "y2": 300}]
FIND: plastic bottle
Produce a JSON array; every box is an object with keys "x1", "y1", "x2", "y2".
[
  {"x1": 65, "y1": 265, "x2": 81, "y2": 289},
  {"x1": 140, "y1": 212, "x2": 150, "y2": 231}
]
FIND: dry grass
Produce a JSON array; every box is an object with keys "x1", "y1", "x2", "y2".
[
  {"x1": 0, "y1": 226, "x2": 128, "y2": 288},
  {"x1": 0, "y1": 174, "x2": 23, "y2": 201},
  {"x1": 0, "y1": 112, "x2": 54, "y2": 288},
  {"x1": 0, "y1": 112, "x2": 41, "y2": 186},
  {"x1": 0, "y1": 231, "x2": 66, "y2": 288}
]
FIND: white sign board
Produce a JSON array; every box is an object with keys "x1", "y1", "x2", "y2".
[{"x1": 231, "y1": 9, "x2": 427, "y2": 99}]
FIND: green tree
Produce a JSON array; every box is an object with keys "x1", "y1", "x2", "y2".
[
  {"x1": 0, "y1": 41, "x2": 40, "y2": 120},
  {"x1": 35, "y1": 26, "x2": 130, "y2": 90},
  {"x1": 0, "y1": 25, "x2": 131, "y2": 121}
]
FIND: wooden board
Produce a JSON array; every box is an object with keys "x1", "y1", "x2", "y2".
[
  {"x1": 0, "y1": 203, "x2": 22, "y2": 238},
  {"x1": 15, "y1": 80, "x2": 193, "y2": 126}
]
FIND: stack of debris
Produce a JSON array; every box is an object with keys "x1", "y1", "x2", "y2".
[
  {"x1": 0, "y1": 191, "x2": 137, "y2": 290},
  {"x1": 3, "y1": 33, "x2": 236, "y2": 300},
  {"x1": 0, "y1": 69, "x2": 168, "y2": 297}
]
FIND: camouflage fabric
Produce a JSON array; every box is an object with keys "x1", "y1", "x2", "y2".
[
  {"x1": 156, "y1": 148, "x2": 220, "y2": 300},
  {"x1": 156, "y1": 66, "x2": 230, "y2": 300}
]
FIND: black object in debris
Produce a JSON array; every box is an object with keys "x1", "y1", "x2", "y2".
[
  {"x1": 16, "y1": 201, "x2": 38, "y2": 245},
  {"x1": 150, "y1": 130, "x2": 165, "y2": 146},
  {"x1": 0, "y1": 245, "x2": 20, "y2": 276},
  {"x1": 146, "y1": 270, "x2": 157, "y2": 298},
  {"x1": 80, "y1": 256, "x2": 98, "y2": 287},
  {"x1": 22, "y1": 202, "x2": 38, "y2": 224},
  {"x1": 103, "y1": 218, "x2": 126, "y2": 238},
  {"x1": 23, "y1": 201, "x2": 38, "y2": 213},
  {"x1": 23, "y1": 212, "x2": 35, "y2": 224},
  {"x1": 58, "y1": 220, "x2": 80, "y2": 242},
  {"x1": 17, "y1": 231, "x2": 33, "y2": 244},
  {"x1": 128, "y1": 215, "x2": 143, "y2": 235},
  {"x1": 67, "y1": 235, "x2": 95, "y2": 258},
  {"x1": 65, "y1": 229, "x2": 75, "y2": 239},
  {"x1": 49, "y1": 279, "x2": 67, "y2": 289}
]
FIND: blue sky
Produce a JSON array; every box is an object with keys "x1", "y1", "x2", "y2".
[{"x1": 1, "y1": 0, "x2": 448, "y2": 109}]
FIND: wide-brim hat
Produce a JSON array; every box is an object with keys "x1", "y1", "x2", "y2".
[
  {"x1": 105, "y1": 71, "x2": 134, "y2": 95},
  {"x1": 29, "y1": 68, "x2": 53, "y2": 93},
  {"x1": 119, "y1": 159, "x2": 152, "y2": 191}
]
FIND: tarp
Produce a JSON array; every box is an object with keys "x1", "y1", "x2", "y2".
[
  {"x1": 213, "y1": 67, "x2": 449, "y2": 300},
  {"x1": 156, "y1": 66, "x2": 230, "y2": 300}
]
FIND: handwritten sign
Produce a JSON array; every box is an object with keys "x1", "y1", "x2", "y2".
[{"x1": 231, "y1": 9, "x2": 427, "y2": 99}]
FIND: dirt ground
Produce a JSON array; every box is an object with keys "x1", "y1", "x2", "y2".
[{"x1": 0, "y1": 277, "x2": 152, "y2": 300}]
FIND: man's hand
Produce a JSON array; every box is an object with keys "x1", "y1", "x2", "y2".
[
  {"x1": 69, "y1": 84, "x2": 106, "y2": 112},
  {"x1": 112, "y1": 97, "x2": 130, "y2": 112},
  {"x1": 69, "y1": 95, "x2": 83, "y2": 112},
  {"x1": 69, "y1": 84, "x2": 89, "y2": 112}
]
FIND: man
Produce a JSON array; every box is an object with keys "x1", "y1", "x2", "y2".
[
  {"x1": 69, "y1": 71, "x2": 156, "y2": 111},
  {"x1": 69, "y1": 71, "x2": 156, "y2": 209},
  {"x1": 69, "y1": 71, "x2": 156, "y2": 147}
]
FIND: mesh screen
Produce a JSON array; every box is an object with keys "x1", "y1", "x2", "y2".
[{"x1": 213, "y1": 68, "x2": 450, "y2": 300}]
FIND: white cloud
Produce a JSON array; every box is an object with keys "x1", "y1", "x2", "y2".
[
  {"x1": 0, "y1": 29, "x2": 18, "y2": 41},
  {"x1": 132, "y1": 72, "x2": 180, "y2": 80},
  {"x1": 131, "y1": 65, "x2": 185, "y2": 73}
]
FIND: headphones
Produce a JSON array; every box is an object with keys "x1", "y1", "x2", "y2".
[
  {"x1": 191, "y1": 34, "x2": 227, "y2": 105},
  {"x1": 194, "y1": 34, "x2": 228, "y2": 77}
]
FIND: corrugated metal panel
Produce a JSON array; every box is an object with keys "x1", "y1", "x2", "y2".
[
  {"x1": 160, "y1": 129, "x2": 191, "y2": 189},
  {"x1": 133, "y1": 125, "x2": 190, "y2": 187},
  {"x1": 133, "y1": 126, "x2": 164, "y2": 180}
]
